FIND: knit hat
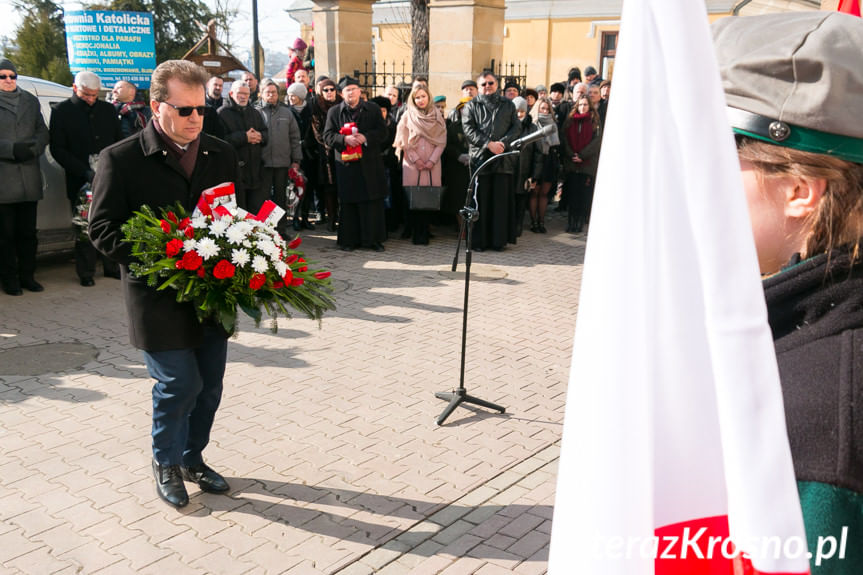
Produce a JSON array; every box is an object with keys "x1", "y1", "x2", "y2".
[
  {"x1": 433, "y1": 95, "x2": 446, "y2": 104},
  {"x1": 371, "y1": 96, "x2": 391, "y2": 112},
  {"x1": 511, "y1": 96, "x2": 528, "y2": 112},
  {"x1": 287, "y1": 82, "x2": 307, "y2": 101},
  {"x1": 461, "y1": 79, "x2": 477, "y2": 90},
  {"x1": 0, "y1": 58, "x2": 17, "y2": 74},
  {"x1": 713, "y1": 12, "x2": 863, "y2": 163},
  {"x1": 535, "y1": 84, "x2": 546, "y2": 93},
  {"x1": 504, "y1": 81, "x2": 520, "y2": 93},
  {"x1": 550, "y1": 82, "x2": 566, "y2": 94},
  {"x1": 584, "y1": 66, "x2": 598, "y2": 77},
  {"x1": 291, "y1": 37, "x2": 307, "y2": 51}
]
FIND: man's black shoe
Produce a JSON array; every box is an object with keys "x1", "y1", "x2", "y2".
[
  {"x1": 104, "y1": 271, "x2": 121, "y2": 280},
  {"x1": 2, "y1": 279, "x2": 22, "y2": 296},
  {"x1": 152, "y1": 460, "x2": 189, "y2": 508},
  {"x1": 370, "y1": 243, "x2": 385, "y2": 252},
  {"x1": 80, "y1": 278, "x2": 95, "y2": 287},
  {"x1": 181, "y1": 462, "x2": 230, "y2": 493},
  {"x1": 20, "y1": 278, "x2": 44, "y2": 292}
]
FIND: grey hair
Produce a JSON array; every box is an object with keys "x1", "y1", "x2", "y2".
[
  {"x1": 74, "y1": 71, "x2": 101, "y2": 90},
  {"x1": 260, "y1": 78, "x2": 278, "y2": 90}
]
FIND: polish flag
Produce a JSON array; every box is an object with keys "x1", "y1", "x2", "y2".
[
  {"x1": 838, "y1": 0, "x2": 861, "y2": 17},
  {"x1": 547, "y1": 0, "x2": 810, "y2": 574}
]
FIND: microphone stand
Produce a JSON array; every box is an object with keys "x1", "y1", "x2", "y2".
[{"x1": 435, "y1": 150, "x2": 520, "y2": 426}]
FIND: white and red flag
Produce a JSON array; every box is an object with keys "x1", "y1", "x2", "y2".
[
  {"x1": 838, "y1": 0, "x2": 861, "y2": 17},
  {"x1": 547, "y1": 0, "x2": 810, "y2": 573}
]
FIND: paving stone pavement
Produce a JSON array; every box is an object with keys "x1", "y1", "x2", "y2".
[{"x1": 0, "y1": 211, "x2": 585, "y2": 574}]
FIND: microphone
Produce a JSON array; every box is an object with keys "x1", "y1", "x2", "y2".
[{"x1": 510, "y1": 123, "x2": 556, "y2": 150}]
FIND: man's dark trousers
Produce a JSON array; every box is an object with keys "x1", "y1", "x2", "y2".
[{"x1": 142, "y1": 326, "x2": 228, "y2": 467}]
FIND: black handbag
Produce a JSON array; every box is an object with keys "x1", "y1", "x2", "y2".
[{"x1": 404, "y1": 169, "x2": 445, "y2": 211}]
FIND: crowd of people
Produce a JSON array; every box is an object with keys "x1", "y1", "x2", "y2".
[{"x1": 0, "y1": 48, "x2": 611, "y2": 293}]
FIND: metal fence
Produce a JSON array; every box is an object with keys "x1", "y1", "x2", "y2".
[
  {"x1": 353, "y1": 60, "x2": 414, "y2": 98},
  {"x1": 488, "y1": 59, "x2": 528, "y2": 91},
  {"x1": 352, "y1": 59, "x2": 528, "y2": 97}
]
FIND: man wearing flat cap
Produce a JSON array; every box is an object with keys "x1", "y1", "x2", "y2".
[{"x1": 323, "y1": 75, "x2": 388, "y2": 252}]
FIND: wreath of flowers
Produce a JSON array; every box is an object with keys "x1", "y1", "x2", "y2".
[{"x1": 120, "y1": 182, "x2": 335, "y2": 334}]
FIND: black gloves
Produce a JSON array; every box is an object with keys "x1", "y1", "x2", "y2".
[{"x1": 12, "y1": 142, "x2": 36, "y2": 162}]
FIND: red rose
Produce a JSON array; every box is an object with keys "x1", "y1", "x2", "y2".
[
  {"x1": 314, "y1": 271, "x2": 331, "y2": 280},
  {"x1": 298, "y1": 266, "x2": 307, "y2": 272},
  {"x1": 184, "y1": 226, "x2": 194, "y2": 239},
  {"x1": 249, "y1": 273, "x2": 266, "y2": 290},
  {"x1": 272, "y1": 280, "x2": 284, "y2": 289},
  {"x1": 197, "y1": 267, "x2": 206, "y2": 278},
  {"x1": 282, "y1": 269, "x2": 293, "y2": 284},
  {"x1": 290, "y1": 277, "x2": 304, "y2": 286},
  {"x1": 175, "y1": 260, "x2": 184, "y2": 269},
  {"x1": 179, "y1": 217, "x2": 191, "y2": 229},
  {"x1": 286, "y1": 254, "x2": 299, "y2": 264},
  {"x1": 181, "y1": 250, "x2": 203, "y2": 271},
  {"x1": 167, "y1": 212, "x2": 179, "y2": 224},
  {"x1": 160, "y1": 220, "x2": 171, "y2": 234},
  {"x1": 288, "y1": 237, "x2": 302, "y2": 249},
  {"x1": 165, "y1": 238, "x2": 184, "y2": 257},
  {"x1": 213, "y1": 259, "x2": 236, "y2": 280}
]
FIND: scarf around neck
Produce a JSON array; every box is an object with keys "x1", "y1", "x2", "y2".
[
  {"x1": 393, "y1": 104, "x2": 446, "y2": 154},
  {"x1": 0, "y1": 87, "x2": 21, "y2": 113},
  {"x1": 535, "y1": 112, "x2": 560, "y2": 153},
  {"x1": 566, "y1": 111, "x2": 595, "y2": 153}
]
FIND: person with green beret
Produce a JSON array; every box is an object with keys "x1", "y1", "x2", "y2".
[{"x1": 714, "y1": 11, "x2": 863, "y2": 574}]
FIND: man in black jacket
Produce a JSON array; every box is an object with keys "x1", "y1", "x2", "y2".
[
  {"x1": 49, "y1": 70, "x2": 122, "y2": 286},
  {"x1": 461, "y1": 71, "x2": 521, "y2": 251},
  {"x1": 218, "y1": 82, "x2": 267, "y2": 211},
  {"x1": 89, "y1": 60, "x2": 240, "y2": 509}
]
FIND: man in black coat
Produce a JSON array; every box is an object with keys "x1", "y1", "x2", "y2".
[
  {"x1": 323, "y1": 76, "x2": 388, "y2": 252},
  {"x1": 461, "y1": 71, "x2": 521, "y2": 251},
  {"x1": 218, "y1": 82, "x2": 267, "y2": 211},
  {"x1": 89, "y1": 60, "x2": 241, "y2": 509},
  {"x1": 49, "y1": 70, "x2": 122, "y2": 285}
]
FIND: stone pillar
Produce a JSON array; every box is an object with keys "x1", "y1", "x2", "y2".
[
  {"x1": 312, "y1": 0, "x2": 375, "y2": 80},
  {"x1": 429, "y1": 0, "x2": 506, "y2": 105}
]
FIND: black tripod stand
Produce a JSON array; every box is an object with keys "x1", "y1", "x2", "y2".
[{"x1": 434, "y1": 151, "x2": 520, "y2": 425}]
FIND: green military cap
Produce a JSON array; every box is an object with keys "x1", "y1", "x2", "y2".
[{"x1": 713, "y1": 12, "x2": 863, "y2": 164}]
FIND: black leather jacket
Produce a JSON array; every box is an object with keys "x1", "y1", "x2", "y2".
[{"x1": 461, "y1": 93, "x2": 521, "y2": 175}]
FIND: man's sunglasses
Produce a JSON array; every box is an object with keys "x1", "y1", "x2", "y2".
[
  {"x1": 321, "y1": 87, "x2": 335, "y2": 92},
  {"x1": 162, "y1": 102, "x2": 206, "y2": 117},
  {"x1": 0, "y1": 74, "x2": 17, "y2": 80},
  {"x1": 480, "y1": 81, "x2": 496, "y2": 87}
]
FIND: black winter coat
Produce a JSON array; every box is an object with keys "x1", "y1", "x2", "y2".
[
  {"x1": 764, "y1": 252, "x2": 863, "y2": 496},
  {"x1": 49, "y1": 94, "x2": 122, "y2": 201},
  {"x1": 88, "y1": 121, "x2": 240, "y2": 352},
  {"x1": 461, "y1": 93, "x2": 521, "y2": 175},
  {"x1": 218, "y1": 98, "x2": 267, "y2": 190},
  {"x1": 322, "y1": 100, "x2": 388, "y2": 203}
]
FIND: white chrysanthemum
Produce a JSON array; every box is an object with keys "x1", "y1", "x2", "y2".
[
  {"x1": 196, "y1": 237, "x2": 220, "y2": 260},
  {"x1": 258, "y1": 239, "x2": 279, "y2": 258},
  {"x1": 183, "y1": 239, "x2": 197, "y2": 253},
  {"x1": 274, "y1": 261, "x2": 287, "y2": 277},
  {"x1": 226, "y1": 223, "x2": 249, "y2": 245},
  {"x1": 242, "y1": 240, "x2": 252, "y2": 248},
  {"x1": 272, "y1": 233, "x2": 286, "y2": 247},
  {"x1": 252, "y1": 255, "x2": 269, "y2": 274},
  {"x1": 190, "y1": 216, "x2": 209, "y2": 229},
  {"x1": 209, "y1": 218, "x2": 229, "y2": 237},
  {"x1": 231, "y1": 248, "x2": 250, "y2": 267}
]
